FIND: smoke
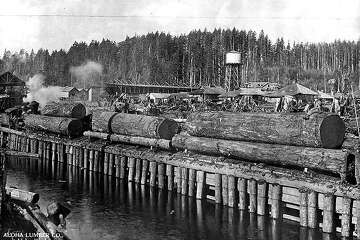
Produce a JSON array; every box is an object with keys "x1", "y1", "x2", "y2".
[
  {"x1": 24, "y1": 74, "x2": 63, "y2": 108},
  {"x1": 70, "y1": 61, "x2": 103, "y2": 89}
]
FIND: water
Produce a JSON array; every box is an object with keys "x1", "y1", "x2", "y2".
[{"x1": 3, "y1": 158, "x2": 332, "y2": 240}]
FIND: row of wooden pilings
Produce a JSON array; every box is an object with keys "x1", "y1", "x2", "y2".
[{"x1": 2, "y1": 128, "x2": 360, "y2": 238}]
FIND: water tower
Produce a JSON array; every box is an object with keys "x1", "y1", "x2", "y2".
[{"x1": 224, "y1": 51, "x2": 241, "y2": 91}]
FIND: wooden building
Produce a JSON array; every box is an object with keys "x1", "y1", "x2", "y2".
[
  {"x1": 106, "y1": 83, "x2": 195, "y2": 95},
  {"x1": 58, "y1": 86, "x2": 78, "y2": 99},
  {"x1": 0, "y1": 72, "x2": 25, "y2": 111},
  {"x1": 243, "y1": 81, "x2": 280, "y2": 91}
]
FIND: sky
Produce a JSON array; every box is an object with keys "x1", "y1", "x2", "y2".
[{"x1": 1, "y1": 0, "x2": 360, "y2": 52}]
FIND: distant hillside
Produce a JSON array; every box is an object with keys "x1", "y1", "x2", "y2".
[{"x1": 1, "y1": 28, "x2": 359, "y2": 91}]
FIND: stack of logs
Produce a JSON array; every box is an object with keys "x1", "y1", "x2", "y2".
[
  {"x1": 172, "y1": 111, "x2": 353, "y2": 181},
  {"x1": 24, "y1": 102, "x2": 86, "y2": 137},
  {"x1": 5, "y1": 109, "x2": 360, "y2": 237}
]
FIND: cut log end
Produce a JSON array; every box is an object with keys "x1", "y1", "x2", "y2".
[
  {"x1": 320, "y1": 114, "x2": 345, "y2": 149},
  {"x1": 158, "y1": 119, "x2": 179, "y2": 140},
  {"x1": 71, "y1": 104, "x2": 87, "y2": 119},
  {"x1": 67, "y1": 120, "x2": 84, "y2": 137}
]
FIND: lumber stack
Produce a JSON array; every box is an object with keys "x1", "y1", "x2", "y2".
[
  {"x1": 92, "y1": 111, "x2": 179, "y2": 140},
  {"x1": 185, "y1": 111, "x2": 345, "y2": 149}
]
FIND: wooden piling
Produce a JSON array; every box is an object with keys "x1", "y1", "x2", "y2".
[
  {"x1": 158, "y1": 163, "x2": 165, "y2": 189},
  {"x1": 322, "y1": 193, "x2": 335, "y2": 233},
  {"x1": 89, "y1": 149, "x2": 94, "y2": 172},
  {"x1": 57, "y1": 143, "x2": 63, "y2": 163},
  {"x1": 51, "y1": 142, "x2": 56, "y2": 175},
  {"x1": 341, "y1": 197, "x2": 352, "y2": 237},
  {"x1": 308, "y1": 190, "x2": 318, "y2": 228},
  {"x1": 271, "y1": 183, "x2": 282, "y2": 219},
  {"x1": 166, "y1": 165, "x2": 174, "y2": 191},
  {"x1": 104, "y1": 152, "x2": 109, "y2": 175},
  {"x1": 94, "y1": 150, "x2": 100, "y2": 173},
  {"x1": 128, "y1": 157, "x2": 136, "y2": 182},
  {"x1": 221, "y1": 174, "x2": 228, "y2": 206},
  {"x1": 83, "y1": 147, "x2": 88, "y2": 169},
  {"x1": 141, "y1": 159, "x2": 149, "y2": 185},
  {"x1": 175, "y1": 166, "x2": 182, "y2": 193},
  {"x1": 135, "y1": 158, "x2": 142, "y2": 183},
  {"x1": 188, "y1": 169, "x2": 196, "y2": 197},
  {"x1": 68, "y1": 146, "x2": 73, "y2": 165},
  {"x1": 248, "y1": 179, "x2": 257, "y2": 213},
  {"x1": 120, "y1": 156, "x2": 126, "y2": 179},
  {"x1": 356, "y1": 152, "x2": 360, "y2": 185},
  {"x1": 38, "y1": 141, "x2": 43, "y2": 171},
  {"x1": 227, "y1": 175, "x2": 235, "y2": 208},
  {"x1": 7, "y1": 133, "x2": 12, "y2": 149},
  {"x1": 299, "y1": 187, "x2": 308, "y2": 227},
  {"x1": 196, "y1": 171, "x2": 205, "y2": 199},
  {"x1": 181, "y1": 168, "x2": 188, "y2": 195},
  {"x1": 79, "y1": 147, "x2": 84, "y2": 169},
  {"x1": 115, "y1": 155, "x2": 120, "y2": 178},
  {"x1": 0, "y1": 131, "x2": 4, "y2": 148},
  {"x1": 149, "y1": 161, "x2": 157, "y2": 187},
  {"x1": 45, "y1": 142, "x2": 50, "y2": 171},
  {"x1": 51, "y1": 142, "x2": 56, "y2": 167},
  {"x1": 73, "y1": 147, "x2": 78, "y2": 166},
  {"x1": 109, "y1": 153, "x2": 115, "y2": 176},
  {"x1": 257, "y1": 180, "x2": 267, "y2": 215},
  {"x1": 215, "y1": 173, "x2": 222, "y2": 204},
  {"x1": 356, "y1": 200, "x2": 360, "y2": 238},
  {"x1": 238, "y1": 178, "x2": 247, "y2": 210},
  {"x1": 26, "y1": 137, "x2": 30, "y2": 152}
]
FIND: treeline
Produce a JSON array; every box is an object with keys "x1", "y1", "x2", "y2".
[{"x1": 1, "y1": 28, "x2": 360, "y2": 91}]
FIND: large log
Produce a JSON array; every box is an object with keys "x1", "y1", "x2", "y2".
[
  {"x1": 185, "y1": 112, "x2": 345, "y2": 149},
  {"x1": 6, "y1": 187, "x2": 40, "y2": 204},
  {"x1": 83, "y1": 131, "x2": 171, "y2": 149},
  {"x1": 42, "y1": 102, "x2": 86, "y2": 119},
  {"x1": 91, "y1": 110, "x2": 117, "y2": 133},
  {"x1": 24, "y1": 114, "x2": 83, "y2": 137},
  {"x1": 92, "y1": 111, "x2": 179, "y2": 140},
  {"x1": 172, "y1": 134, "x2": 352, "y2": 178}
]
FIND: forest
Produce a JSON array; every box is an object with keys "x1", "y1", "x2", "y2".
[{"x1": 0, "y1": 28, "x2": 359, "y2": 92}]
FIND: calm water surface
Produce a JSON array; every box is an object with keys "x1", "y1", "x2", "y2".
[{"x1": 3, "y1": 158, "x2": 335, "y2": 240}]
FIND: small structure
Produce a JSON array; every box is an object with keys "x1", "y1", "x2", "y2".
[
  {"x1": 58, "y1": 86, "x2": 78, "y2": 99},
  {"x1": 75, "y1": 88, "x2": 89, "y2": 101},
  {"x1": 88, "y1": 86, "x2": 104, "y2": 102},
  {"x1": 148, "y1": 93, "x2": 170, "y2": 104},
  {"x1": 243, "y1": 82, "x2": 280, "y2": 91},
  {"x1": 225, "y1": 51, "x2": 242, "y2": 91},
  {"x1": 189, "y1": 86, "x2": 225, "y2": 100},
  {"x1": 0, "y1": 72, "x2": 25, "y2": 110},
  {"x1": 268, "y1": 83, "x2": 318, "y2": 97},
  {"x1": 317, "y1": 91, "x2": 334, "y2": 100}
]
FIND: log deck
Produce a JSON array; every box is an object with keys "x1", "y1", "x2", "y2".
[{"x1": 1, "y1": 121, "x2": 360, "y2": 238}]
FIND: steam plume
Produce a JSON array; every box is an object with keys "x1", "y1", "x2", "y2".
[
  {"x1": 70, "y1": 61, "x2": 103, "y2": 89},
  {"x1": 24, "y1": 74, "x2": 63, "y2": 108}
]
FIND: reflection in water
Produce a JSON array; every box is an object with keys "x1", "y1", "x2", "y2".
[{"x1": 4, "y1": 158, "x2": 329, "y2": 240}]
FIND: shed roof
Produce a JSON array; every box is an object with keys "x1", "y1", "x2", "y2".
[
  {"x1": 0, "y1": 72, "x2": 25, "y2": 86},
  {"x1": 268, "y1": 83, "x2": 318, "y2": 97}
]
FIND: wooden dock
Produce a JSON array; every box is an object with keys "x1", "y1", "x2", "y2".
[{"x1": 1, "y1": 126, "x2": 360, "y2": 238}]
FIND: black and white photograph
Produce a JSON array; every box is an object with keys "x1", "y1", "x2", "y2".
[{"x1": 0, "y1": 0, "x2": 359, "y2": 239}]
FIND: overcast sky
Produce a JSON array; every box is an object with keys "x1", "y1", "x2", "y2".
[{"x1": 1, "y1": 0, "x2": 360, "y2": 52}]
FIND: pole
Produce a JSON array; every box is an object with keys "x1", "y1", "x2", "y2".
[{"x1": 351, "y1": 85, "x2": 360, "y2": 138}]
